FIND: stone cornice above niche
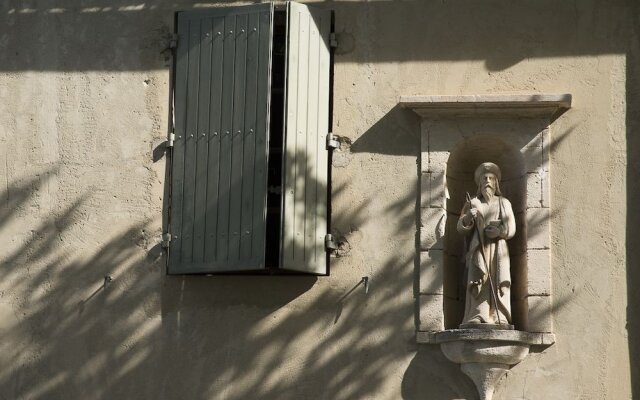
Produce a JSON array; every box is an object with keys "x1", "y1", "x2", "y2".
[
  {"x1": 400, "y1": 94, "x2": 571, "y2": 120},
  {"x1": 400, "y1": 93, "x2": 571, "y2": 400}
]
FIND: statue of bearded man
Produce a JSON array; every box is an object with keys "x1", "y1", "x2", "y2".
[{"x1": 457, "y1": 162, "x2": 516, "y2": 326}]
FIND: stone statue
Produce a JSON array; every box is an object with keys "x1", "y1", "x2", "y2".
[{"x1": 457, "y1": 162, "x2": 516, "y2": 326}]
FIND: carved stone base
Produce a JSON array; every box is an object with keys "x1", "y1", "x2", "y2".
[
  {"x1": 460, "y1": 362, "x2": 508, "y2": 400},
  {"x1": 434, "y1": 329, "x2": 551, "y2": 400}
]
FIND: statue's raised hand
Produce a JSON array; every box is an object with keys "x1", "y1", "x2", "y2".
[{"x1": 463, "y1": 207, "x2": 478, "y2": 225}]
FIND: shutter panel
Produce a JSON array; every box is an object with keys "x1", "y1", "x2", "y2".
[
  {"x1": 281, "y1": 2, "x2": 331, "y2": 274},
  {"x1": 169, "y1": 4, "x2": 274, "y2": 274}
]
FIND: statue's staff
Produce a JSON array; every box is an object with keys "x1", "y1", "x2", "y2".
[{"x1": 466, "y1": 192, "x2": 502, "y2": 325}]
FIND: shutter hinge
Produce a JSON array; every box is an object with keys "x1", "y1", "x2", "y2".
[
  {"x1": 161, "y1": 232, "x2": 172, "y2": 248},
  {"x1": 169, "y1": 33, "x2": 179, "y2": 49},
  {"x1": 325, "y1": 234, "x2": 338, "y2": 252},
  {"x1": 329, "y1": 32, "x2": 338, "y2": 48},
  {"x1": 326, "y1": 133, "x2": 339, "y2": 150},
  {"x1": 167, "y1": 132, "x2": 175, "y2": 148}
]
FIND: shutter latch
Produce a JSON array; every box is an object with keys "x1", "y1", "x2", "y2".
[
  {"x1": 329, "y1": 32, "x2": 338, "y2": 48},
  {"x1": 326, "y1": 133, "x2": 339, "y2": 150},
  {"x1": 325, "y1": 234, "x2": 338, "y2": 252},
  {"x1": 167, "y1": 132, "x2": 176, "y2": 148},
  {"x1": 161, "y1": 233, "x2": 172, "y2": 248}
]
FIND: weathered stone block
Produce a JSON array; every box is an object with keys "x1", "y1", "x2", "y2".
[
  {"x1": 420, "y1": 250, "x2": 444, "y2": 294},
  {"x1": 420, "y1": 208, "x2": 446, "y2": 250},
  {"x1": 541, "y1": 128, "x2": 550, "y2": 172},
  {"x1": 420, "y1": 151, "x2": 429, "y2": 172},
  {"x1": 521, "y1": 132, "x2": 542, "y2": 173},
  {"x1": 523, "y1": 152, "x2": 542, "y2": 176},
  {"x1": 420, "y1": 227, "x2": 444, "y2": 251},
  {"x1": 420, "y1": 173, "x2": 431, "y2": 207},
  {"x1": 527, "y1": 249, "x2": 551, "y2": 296},
  {"x1": 526, "y1": 172, "x2": 543, "y2": 208},
  {"x1": 428, "y1": 151, "x2": 449, "y2": 173},
  {"x1": 420, "y1": 172, "x2": 446, "y2": 208},
  {"x1": 420, "y1": 206, "x2": 445, "y2": 227},
  {"x1": 527, "y1": 208, "x2": 550, "y2": 249},
  {"x1": 430, "y1": 171, "x2": 446, "y2": 208},
  {"x1": 419, "y1": 294, "x2": 445, "y2": 331},
  {"x1": 526, "y1": 295, "x2": 553, "y2": 333},
  {"x1": 541, "y1": 169, "x2": 550, "y2": 208}
]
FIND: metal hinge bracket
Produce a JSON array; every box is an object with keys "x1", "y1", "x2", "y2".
[
  {"x1": 325, "y1": 234, "x2": 338, "y2": 252},
  {"x1": 326, "y1": 133, "x2": 339, "y2": 150},
  {"x1": 329, "y1": 32, "x2": 338, "y2": 48},
  {"x1": 161, "y1": 232, "x2": 172, "y2": 248},
  {"x1": 167, "y1": 132, "x2": 175, "y2": 148}
]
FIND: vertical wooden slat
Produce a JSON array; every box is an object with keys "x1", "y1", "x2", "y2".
[
  {"x1": 180, "y1": 19, "x2": 202, "y2": 264},
  {"x1": 170, "y1": 4, "x2": 273, "y2": 274},
  {"x1": 204, "y1": 16, "x2": 225, "y2": 263},
  {"x1": 251, "y1": 10, "x2": 272, "y2": 263},
  {"x1": 229, "y1": 14, "x2": 249, "y2": 265},
  {"x1": 305, "y1": 17, "x2": 320, "y2": 266},
  {"x1": 292, "y1": 12, "x2": 310, "y2": 261},
  {"x1": 168, "y1": 14, "x2": 190, "y2": 272},
  {"x1": 281, "y1": 3, "x2": 331, "y2": 274},
  {"x1": 315, "y1": 11, "x2": 331, "y2": 270},
  {"x1": 217, "y1": 14, "x2": 236, "y2": 265},
  {"x1": 282, "y1": 5, "x2": 300, "y2": 265},
  {"x1": 240, "y1": 12, "x2": 260, "y2": 260},
  {"x1": 192, "y1": 17, "x2": 213, "y2": 265}
]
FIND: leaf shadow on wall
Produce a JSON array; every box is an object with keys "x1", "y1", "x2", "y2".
[
  {"x1": 1, "y1": 0, "x2": 639, "y2": 398},
  {"x1": 156, "y1": 148, "x2": 439, "y2": 400}
]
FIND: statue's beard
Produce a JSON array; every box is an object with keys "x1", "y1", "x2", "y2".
[{"x1": 481, "y1": 186, "x2": 495, "y2": 201}]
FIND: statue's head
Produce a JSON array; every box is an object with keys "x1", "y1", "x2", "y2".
[{"x1": 474, "y1": 162, "x2": 502, "y2": 199}]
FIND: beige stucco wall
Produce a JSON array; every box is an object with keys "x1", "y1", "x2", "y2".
[{"x1": 0, "y1": 1, "x2": 637, "y2": 399}]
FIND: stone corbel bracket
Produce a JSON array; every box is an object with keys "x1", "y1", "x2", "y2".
[
  {"x1": 401, "y1": 94, "x2": 571, "y2": 400},
  {"x1": 421, "y1": 328, "x2": 556, "y2": 400}
]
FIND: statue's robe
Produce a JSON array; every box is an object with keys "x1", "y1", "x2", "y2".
[{"x1": 457, "y1": 195, "x2": 516, "y2": 325}]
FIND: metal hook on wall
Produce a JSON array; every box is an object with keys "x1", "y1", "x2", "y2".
[{"x1": 362, "y1": 276, "x2": 369, "y2": 294}]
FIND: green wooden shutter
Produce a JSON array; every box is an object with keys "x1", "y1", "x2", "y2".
[
  {"x1": 281, "y1": 2, "x2": 331, "y2": 274},
  {"x1": 169, "y1": 4, "x2": 273, "y2": 274}
]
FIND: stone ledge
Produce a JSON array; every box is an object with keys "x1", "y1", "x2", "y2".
[
  {"x1": 399, "y1": 94, "x2": 571, "y2": 120},
  {"x1": 416, "y1": 329, "x2": 556, "y2": 345}
]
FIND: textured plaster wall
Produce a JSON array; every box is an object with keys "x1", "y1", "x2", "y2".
[{"x1": 0, "y1": 1, "x2": 637, "y2": 399}]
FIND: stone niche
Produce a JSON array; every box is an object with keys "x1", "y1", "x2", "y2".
[
  {"x1": 401, "y1": 95, "x2": 571, "y2": 400},
  {"x1": 400, "y1": 95, "x2": 571, "y2": 339}
]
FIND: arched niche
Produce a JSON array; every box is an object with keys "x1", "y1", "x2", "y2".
[
  {"x1": 400, "y1": 94, "x2": 571, "y2": 342},
  {"x1": 443, "y1": 135, "x2": 527, "y2": 329}
]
